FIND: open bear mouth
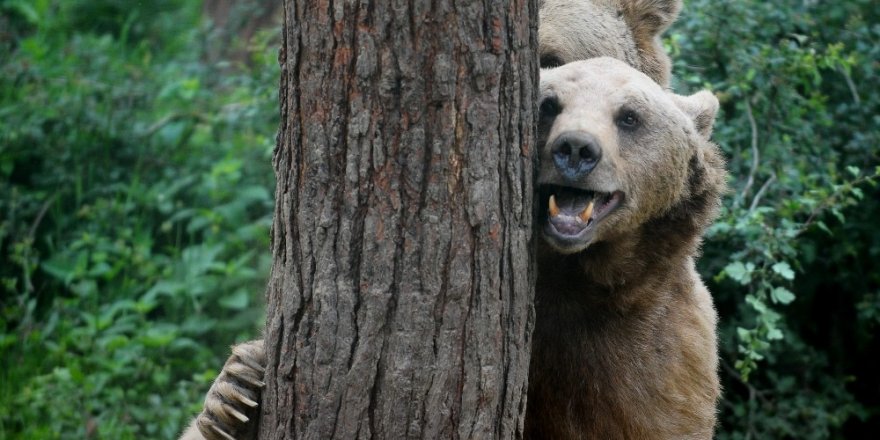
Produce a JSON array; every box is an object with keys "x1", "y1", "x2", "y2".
[{"x1": 539, "y1": 185, "x2": 624, "y2": 247}]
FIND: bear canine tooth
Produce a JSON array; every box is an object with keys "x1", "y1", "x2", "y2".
[
  {"x1": 549, "y1": 194, "x2": 561, "y2": 218},
  {"x1": 579, "y1": 200, "x2": 594, "y2": 223}
]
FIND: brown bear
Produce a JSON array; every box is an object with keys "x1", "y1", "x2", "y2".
[
  {"x1": 525, "y1": 57, "x2": 724, "y2": 439},
  {"x1": 180, "y1": 1, "x2": 689, "y2": 439},
  {"x1": 537, "y1": 0, "x2": 681, "y2": 86}
]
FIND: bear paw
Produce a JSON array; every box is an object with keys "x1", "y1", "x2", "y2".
[{"x1": 196, "y1": 339, "x2": 266, "y2": 440}]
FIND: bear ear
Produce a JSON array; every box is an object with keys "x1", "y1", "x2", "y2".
[
  {"x1": 618, "y1": 0, "x2": 683, "y2": 38},
  {"x1": 672, "y1": 90, "x2": 719, "y2": 138}
]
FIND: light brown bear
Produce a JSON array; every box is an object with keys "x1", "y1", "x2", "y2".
[
  {"x1": 526, "y1": 57, "x2": 724, "y2": 439},
  {"x1": 180, "y1": 0, "x2": 692, "y2": 439},
  {"x1": 537, "y1": 0, "x2": 681, "y2": 86}
]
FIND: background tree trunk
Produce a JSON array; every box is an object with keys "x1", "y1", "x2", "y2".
[{"x1": 260, "y1": 0, "x2": 538, "y2": 438}]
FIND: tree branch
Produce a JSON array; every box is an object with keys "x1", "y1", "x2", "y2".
[
  {"x1": 748, "y1": 173, "x2": 776, "y2": 214},
  {"x1": 740, "y1": 98, "x2": 760, "y2": 202},
  {"x1": 841, "y1": 69, "x2": 861, "y2": 105}
]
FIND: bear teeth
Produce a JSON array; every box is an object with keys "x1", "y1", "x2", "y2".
[
  {"x1": 579, "y1": 200, "x2": 594, "y2": 223},
  {"x1": 549, "y1": 194, "x2": 561, "y2": 218},
  {"x1": 549, "y1": 193, "x2": 594, "y2": 223}
]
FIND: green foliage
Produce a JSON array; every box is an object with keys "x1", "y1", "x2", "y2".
[
  {"x1": 0, "y1": 0, "x2": 277, "y2": 437},
  {"x1": 3, "y1": 0, "x2": 879, "y2": 439},
  {"x1": 670, "y1": 0, "x2": 880, "y2": 437}
]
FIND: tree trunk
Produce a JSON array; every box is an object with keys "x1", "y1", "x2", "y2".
[{"x1": 260, "y1": 0, "x2": 537, "y2": 438}]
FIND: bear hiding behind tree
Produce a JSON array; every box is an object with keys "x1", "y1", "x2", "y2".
[
  {"x1": 179, "y1": 1, "x2": 711, "y2": 439},
  {"x1": 525, "y1": 57, "x2": 724, "y2": 440},
  {"x1": 181, "y1": 58, "x2": 725, "y2": 440}
]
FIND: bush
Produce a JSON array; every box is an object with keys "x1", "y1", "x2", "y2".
[
  {"x1": 2, "y1": 0, "x2": 878, "y2": 439},
  {"x1": 670, "y1": 0, "x2": 880, "y2": 438},
  {"x1": 0, "y1": 0, "x2": 277, "y2": 437}
]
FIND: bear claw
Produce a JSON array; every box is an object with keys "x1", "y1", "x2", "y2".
[
  {"x1": 208, "y1": 423, "x2": 235, "y2": 440},
  {"x1": 194, "y1": 339, "x2": 266, "y2": 440}
]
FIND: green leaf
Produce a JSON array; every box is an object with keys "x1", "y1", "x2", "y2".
[
  {"x1": 139, "y1": 326, "x2": 178, "y2": 348},
  {"x1": 725, "y1": 261, "x2": 754, "y2": 285},
  {"x1": 771, "y1": 287, "x2": 796, "y2": 305},
  {"x1": 851, "y1": 187, "x2": 864, "y2": 200},
  {"x1": 816, "y1": 220, "x2": 833, "y2": 236},
  {"x1": 5, "y1": 0, "x2": 40, "y2": 24},
  {"x1": 41, "y1": 254, "x2": 80, "y2": 285},
  {"x1": 745, "y1": 294, "x2": 768, "y2": 314},
  {"x1": 219, "y1": 289, "x2": 250, "y2": 310},
  {"x1": 772, "y1": 262, "x2": 795, "y2": 280}
]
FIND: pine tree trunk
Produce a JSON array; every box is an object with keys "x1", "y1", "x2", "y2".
[{"x1": 259, "y1": 0, "x2": 537, "y2": 438}]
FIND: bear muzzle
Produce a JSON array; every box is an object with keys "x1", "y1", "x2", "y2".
[{"x1": 538, "y1": 185, "x2": 624, "y2": 253}]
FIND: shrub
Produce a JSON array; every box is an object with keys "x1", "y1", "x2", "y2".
[
  {"x1": 670, "y1": 1, "x2": 879, "y2": 438},
  {"x1": 0, "y1": 1, "x2": 277, "y2": 437}
]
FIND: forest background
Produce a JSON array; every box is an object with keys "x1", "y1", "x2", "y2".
[{"x1": 1, "y1": 0, "x2": 878, "y2": 438}]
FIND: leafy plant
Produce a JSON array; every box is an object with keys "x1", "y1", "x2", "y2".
[
  {"x1": 0, "y1": 1, "x2": 277, "y2": 437},
  {"x1": 2, "y1": 0, "x2": 879, "y2": 439},
  {"x1": 670, "y1": 0, "x2": 880, "y2": 437}
]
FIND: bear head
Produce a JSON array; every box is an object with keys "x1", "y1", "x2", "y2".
[
  {"x1": 537, "y1": 57, "x2": 725, "y2": 261},
  {"x1": 539, "y1": 0, "x2": 682, "y2": 87}
]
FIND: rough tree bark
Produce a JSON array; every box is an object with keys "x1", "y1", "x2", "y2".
[{"x1": 260, "y1": 0, "x2": 537, "y2": 438}]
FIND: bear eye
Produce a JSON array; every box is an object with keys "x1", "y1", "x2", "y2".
[
  {"x1": 540, "y1": 54, "x2": 564, "y2": 69},
  {"x1": 539, "y1": 95, "x2": 562, "y2": 119},
  {"x1": 616, "y1": 110, "x2": 640, "y2": 130}
]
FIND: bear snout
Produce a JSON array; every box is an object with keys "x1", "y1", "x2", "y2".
[{"x1": 550, "y1": 131, "x2": 603, "y2": 181}]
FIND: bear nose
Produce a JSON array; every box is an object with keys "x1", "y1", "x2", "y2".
[{"x1": 550, "y1": 131, "x2": 602, "y2": 180}]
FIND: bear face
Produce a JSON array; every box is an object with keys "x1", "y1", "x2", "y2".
[
  {"x1": 539, "y1": 0, "x2": 682, "y2": 86},
  {"x1": 536, "y1": 57, "x2": 721, "y2": 256},
  {"x1": 526, "y1": 56, "x2": 724, "y2": 440}
]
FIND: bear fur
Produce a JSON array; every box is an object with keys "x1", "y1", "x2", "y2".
[
  {"x1": 538, "y1": 0, "x2": 682, "y2": 87},
  {"x1": 180, "y1": 1, "x2": 690, "y2": 439},
  {"x1": 525, "y1": 57, "x2": 724, "y2": 439},
  {"x1": 179, "y1": 340, "x2": 265, "y2": 440}
]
